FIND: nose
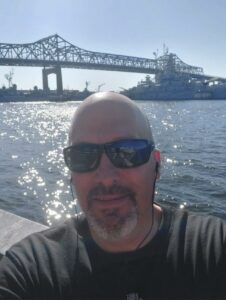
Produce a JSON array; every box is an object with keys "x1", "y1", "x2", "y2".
[{"x1": 95, "y1": 152, "x2": 119, "y2": 183}]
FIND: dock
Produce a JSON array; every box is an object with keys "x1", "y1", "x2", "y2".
[{"x1": 0, "y1": 209, "x2": 48, "y2": 258}]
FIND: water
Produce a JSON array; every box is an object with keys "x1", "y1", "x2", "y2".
[{"x1": 0, "y1": 100, "x2": 225, "y2": 226}]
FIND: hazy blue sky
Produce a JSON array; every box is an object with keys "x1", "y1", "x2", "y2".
[{"x1": 0, "y1": 0, "x2": 226, "y2": 91}]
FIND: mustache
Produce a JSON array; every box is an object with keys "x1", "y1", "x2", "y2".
[{"x1": 87, "y1": 183, "x2": 136, "y2": 206}]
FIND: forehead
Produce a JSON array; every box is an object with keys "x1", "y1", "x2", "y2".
[{"x1": 70, "y1": 100, "x2": 148, "y2": 143}]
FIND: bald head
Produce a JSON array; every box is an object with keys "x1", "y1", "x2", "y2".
[{"x1": 69, "y1": 92, "x2": 154, "y2": 145}]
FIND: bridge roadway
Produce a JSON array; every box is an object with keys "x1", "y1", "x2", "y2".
[{"x1": 0, "y1": 34, "x2": 225, "y2": 93}]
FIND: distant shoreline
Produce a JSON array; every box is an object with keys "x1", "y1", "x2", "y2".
[{"x1": 1, "y1": 89, "x2": 226, "y2": 103}]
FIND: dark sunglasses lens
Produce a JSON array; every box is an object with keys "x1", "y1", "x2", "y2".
[
  {"x1": 64, "y1": 144, "x2": 100, "y2": 172},
  {"x1": 106, "y1": 139, "x2": 153, "y2": 168}
]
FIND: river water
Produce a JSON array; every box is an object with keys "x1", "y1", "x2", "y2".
[{"x1": 0, "y1": 100, "x2": 225, "y2": 226}]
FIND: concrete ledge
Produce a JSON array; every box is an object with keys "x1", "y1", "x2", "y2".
[{"x1": 0, "y1": 209, "x2": 48, "y2": 256}]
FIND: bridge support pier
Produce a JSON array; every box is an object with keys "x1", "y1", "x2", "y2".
[{"x1": 42, "y1": 66, "x2": 63, "y2": 95}]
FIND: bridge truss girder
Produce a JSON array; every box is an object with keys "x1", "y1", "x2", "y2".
[{"x1": 0, "y1": 34, "x2": 205, "y2": 78}]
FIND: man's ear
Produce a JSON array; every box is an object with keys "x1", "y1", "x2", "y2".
[{"x1": 153, "y1": 149, "x2": 161, "y2": 179}]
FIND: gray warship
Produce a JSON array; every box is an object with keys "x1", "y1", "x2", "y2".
[{"x1": 121, "y1": 51, "x2": 226, "y2": 100}]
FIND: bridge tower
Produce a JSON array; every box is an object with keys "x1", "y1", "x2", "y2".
[{"x1": 42, "y1": 66, "x2": 63, "y2": 95}]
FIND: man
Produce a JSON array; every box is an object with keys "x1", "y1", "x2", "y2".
[{"x1": 0, "y1": 92, "x2": 226, "y2": 299}]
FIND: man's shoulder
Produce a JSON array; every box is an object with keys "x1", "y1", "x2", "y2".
[
  {"x1": 159, "y1": 204, "x2": 226, "y2": 255},
  {"x1": 5, "y1": 216, "x2": 84, "y2": 261},
  {"x1": 0, "y1": 215, "x2": 92, "y2": 299},
  {"x1": 169, "y1": 206, "x2": 226, "y2": 237},
  {"x1": 160, "y1": 204, "x2": 226, "y2": 234},
  {"x1": 185, "y1": 211, "x2": 226, "y2": 246},
  {"x1": 163, "y1": 205, "x2": 226, "y2": 265}
]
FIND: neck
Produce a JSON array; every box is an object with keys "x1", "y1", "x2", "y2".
[{"x1": 90, "y1": 204, "x2": 163, "y2": 253}]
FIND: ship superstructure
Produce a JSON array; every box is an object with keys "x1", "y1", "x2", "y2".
[{"x1": 122, "y1": 50, "x2": 226, "y2": 100}]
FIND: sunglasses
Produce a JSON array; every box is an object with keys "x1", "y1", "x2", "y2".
[{"x1": 63, "y1": 139, "x2": 155, "y2": 173}]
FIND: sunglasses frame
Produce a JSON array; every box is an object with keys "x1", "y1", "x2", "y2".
[{"x1": 63, "y1": 138, "x2": 155, "y2": 173}]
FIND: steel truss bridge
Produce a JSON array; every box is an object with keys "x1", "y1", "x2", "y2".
[{"x1": 0, "y1": 34, "x2": 222, "y2": 94}]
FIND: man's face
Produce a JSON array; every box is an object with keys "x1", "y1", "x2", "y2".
[{"x1": 71, "y1": 100, "x2": 157, "y2": 241}]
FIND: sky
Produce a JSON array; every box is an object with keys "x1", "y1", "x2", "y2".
[{"x1": 0, "y1": 0, "x2": 226, "y2": 92}]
